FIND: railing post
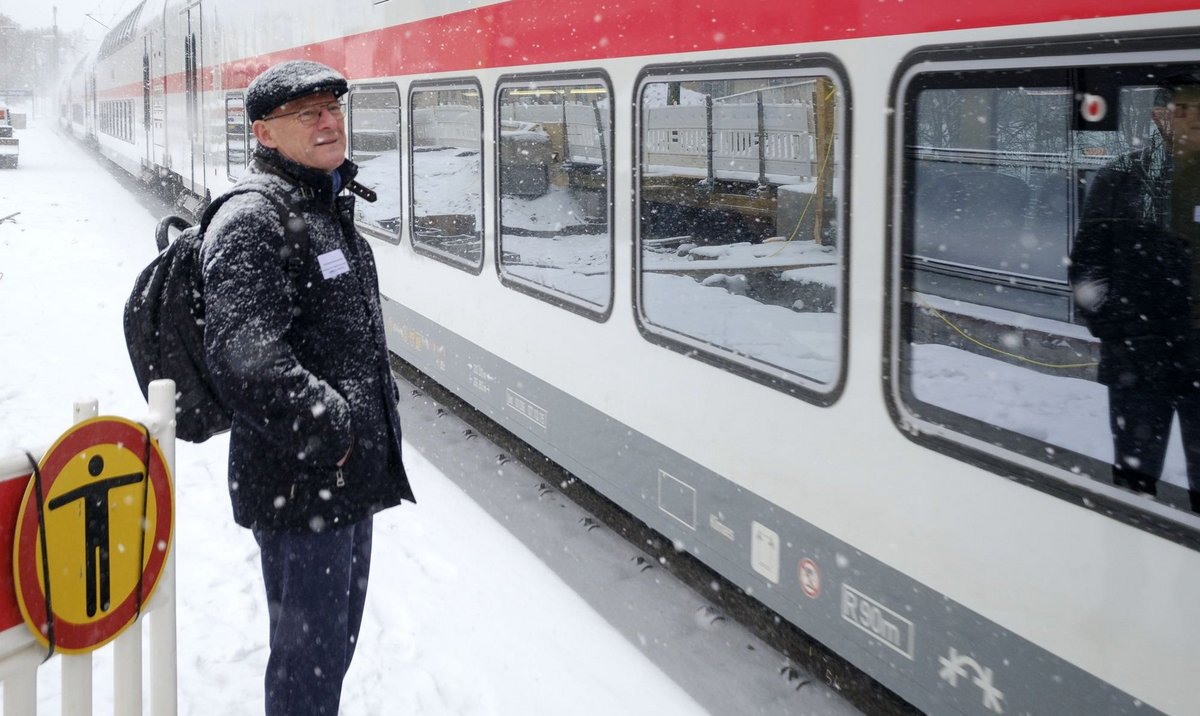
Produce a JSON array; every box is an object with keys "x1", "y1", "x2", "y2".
[
  {"x1": 560, "y1": 95, "x2": 569, "y2": 161},
  {"x1": 2, "y1": 652, "x2": 37, "y2": 714},
  {"x1": 113, "y1": 626, "x2": 141, "y2": 716},
  {"x1": 756, "y1": 93, "x2": 768, "y2": 191},
  {"x1": 704, "y1": 94, "x2": 715, "y2": 189},
  {"x1": 591, "y1": 98, "x2": 607, "y2": 173},
  {"x1": 63, "y1": 399, "x2": 99, "y2": 716},
  {"x1": 147, "y1": 379, "x2": 178, "y2": 716}
]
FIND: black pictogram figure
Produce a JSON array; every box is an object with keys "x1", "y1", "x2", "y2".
[{"x1": 47, "y1": 454, "x2": 145, "y2": 617}]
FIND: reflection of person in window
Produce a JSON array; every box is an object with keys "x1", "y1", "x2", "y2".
[{"x1": 1070, "y1": 80, "x2": 1200, "y2": 511}]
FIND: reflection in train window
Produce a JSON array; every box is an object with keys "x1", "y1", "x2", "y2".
[
  {"x1": 635, "y1": 67, "x2": 845, "y2": 396},
  {"x1": 349, "y1": 84, "x2": 401, "y2": 243},
  {"x1": 409, "y1": 81, "x2": 483, "y2": 271},
  {"x1": 898, "y1": 62, "x2": 1200, "y2": 517},
  {"x1": 496, "y1": 74, "x2": 613, "y2": 317},
  {"x1": 225, "y1": 93, "x2": 248, "y2": 181}
]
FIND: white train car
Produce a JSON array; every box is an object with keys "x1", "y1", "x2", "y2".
[
  {"x1": 67, "y1": 1, "x2": 1200, "y2": 713},
  {"x1": 60, "y1": 51, "x2": 95, "y2": 142}
]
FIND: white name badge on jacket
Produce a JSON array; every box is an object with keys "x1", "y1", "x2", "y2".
[{"x1": 318, "y1": 249, "x2": 350, "y2": 280}]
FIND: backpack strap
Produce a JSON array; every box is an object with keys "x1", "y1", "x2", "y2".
[
  {"x1": 199, "y1": 186, "x2": 309, "y2": 281},
  {"x1": 346, "y1": 179, "x2": 377, "y2": 203}
]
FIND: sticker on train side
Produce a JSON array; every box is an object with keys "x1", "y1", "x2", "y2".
[
  {"x1": 840, "y1": 583, "x2": 916, "y2": 660},
  {"x1": 505, "y1": 388, "x2": 548, "y2": 431}
]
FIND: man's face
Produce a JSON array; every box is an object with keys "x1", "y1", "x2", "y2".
[
  {"x1": 252, "y1": 91, "x2": 346, "y2": 172},
  {"x1": 1171, "y1": 88, "x2": 1200, "y2": 152}
]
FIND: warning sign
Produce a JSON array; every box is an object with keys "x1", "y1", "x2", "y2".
[{"x1": 11, "y1": 417, "x2": 173, "y2": 653}]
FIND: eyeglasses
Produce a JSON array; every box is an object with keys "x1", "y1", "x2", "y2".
[{"x1": 264, "y1": 100, "x2": 345, "y2": 126}]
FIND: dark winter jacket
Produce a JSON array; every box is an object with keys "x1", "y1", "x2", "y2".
[
  {"x1": 201, "y1": 146, "x2": 414, "y2": 532},
  {"x1": 1070, "y1": 142, "x2": 1198, "y2": 391}
]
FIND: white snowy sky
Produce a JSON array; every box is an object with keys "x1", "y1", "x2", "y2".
[{"x1": 0, "y1": 0, "x2": 134, "y2": 36}]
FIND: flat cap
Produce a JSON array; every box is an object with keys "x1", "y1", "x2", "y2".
[{"x1": 246, "y1": 60, "x2": 348, "y2": 122}]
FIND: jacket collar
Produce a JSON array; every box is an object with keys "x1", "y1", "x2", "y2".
[{"x1": 252, "y1": 146, "x2": 359, "y2": 205}]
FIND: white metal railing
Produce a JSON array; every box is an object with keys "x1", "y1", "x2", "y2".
[
  {"x1": 412, "y1": 105, "x2": 482, "y2": 151},
  {"x1": 643, "y1": 102, "x2": 817, "y2": 181},
  {"x1": 415, "y1": 98, "x2": 826, "y2": 183},
  {"x1": 0, "y1": 379, "x2": 177, "y2": 716},
  {"x1": 496, "y1": 103, "x2": 613, "y2": 166}
]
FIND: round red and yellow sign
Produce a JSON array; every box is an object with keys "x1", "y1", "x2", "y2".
[{"x1": 11, "y1": 416, "x2": 173, "y2": 653}]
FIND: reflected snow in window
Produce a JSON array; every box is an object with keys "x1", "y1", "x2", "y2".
[
  {"x1": 410, "y1": 83, "x2": 483, "y2": 269},
  {"x1": 497, "y1": 76, "x2": 612, "y2": 314},
  {"x1": 637, "y1": 70, "x2": 844, "y2": 391},
  {"x1": 349, "y1": 85, "x2": 401, "y2": 243}
]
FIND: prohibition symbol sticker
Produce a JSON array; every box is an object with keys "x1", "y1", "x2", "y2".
[
  {"x1": 12, "y1": 416, "x2": 173, "y2": 653},
  {"x1": 799, "y1": 558, "x2": 821, "y2": 599}
]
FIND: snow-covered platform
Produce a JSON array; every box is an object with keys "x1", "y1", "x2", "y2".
[{"x1": 393, "y1": 367, "x2": 864, "y2": 716}]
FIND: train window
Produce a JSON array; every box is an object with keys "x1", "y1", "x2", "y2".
[
  {"x1": 495, "y1": 72, "x2": 614, "y2": 318},
  {"x1": 225, "y1": 94, "x2": 248, "y2": 181},
  {"x1": 409, "y1": 80, "x2": 483, "y2": 271},
  {"x1": 894, "y1": 56, "x2": 1200, "y2": 525},
  {"x1": 348, "y1": 84, "x2": 402, "y2": 243},
  {"x1": 635, "y1": 63, "x2": 847, "y2": 399},
  {"x1": 98, "y1": 99, "x2": 135, "y2": 143}
]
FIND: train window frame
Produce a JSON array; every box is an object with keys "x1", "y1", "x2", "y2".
[
  {"x1": 887, "y1": 34, "x2": 1200, "y2": 549},
  {"x1": 493, "y1": 70, "x2": 616, "y2": 322},
  {"x1": 408, "y1": 77, "x2": 485, "y2": 274},
  {"x1": 632, "y1": 56, "x2": 852, "y2": 406},
  {"x1": 347, "y1": 82, "x2": 403, "y2": 245},
  {"x1": 224, "y1": 92, "x2": 248, "y2": 182}
]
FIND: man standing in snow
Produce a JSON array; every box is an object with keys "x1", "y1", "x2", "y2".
[{"x1": 200, "y1": 59, "x2": 415, "y2": 715}]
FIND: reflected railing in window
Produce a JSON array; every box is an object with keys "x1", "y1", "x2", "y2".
[{"x1": 225, "y1": 94, "x2": 247, "y2": 180}]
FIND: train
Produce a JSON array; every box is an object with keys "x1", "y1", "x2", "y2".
[{"x1": 59, "y1": 1, "x2": 1200, "y2": 713}]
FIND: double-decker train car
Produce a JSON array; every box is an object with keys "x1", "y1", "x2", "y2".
[{"x1": 64, "y1": 1, "x2": 1200, "y2": 713}]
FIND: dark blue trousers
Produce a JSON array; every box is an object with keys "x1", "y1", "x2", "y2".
[{"x1": 254, "y1": 517, "x2": 373, "y2": 716}]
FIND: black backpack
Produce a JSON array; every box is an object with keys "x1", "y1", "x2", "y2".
[{"x1": 123, "y1": 188, "x2": 308, "y2": 443}]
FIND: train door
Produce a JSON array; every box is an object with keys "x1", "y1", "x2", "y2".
[
  {"x1": 142, "y1": 38, "x2": 152, "y2": 167},
  {"x1": 86, "y1": 72, "x2": 97, "y2": 140},
  {"x1": 182, "y1": 1, "x2": 205, "y2": 199},
  {"x1": 146, "y1": 24, "x2": 167, "y2": 171}
]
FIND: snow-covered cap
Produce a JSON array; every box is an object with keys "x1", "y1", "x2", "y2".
[{"x1": 246, "y1": 60, "x2": 349, "y2": 122}]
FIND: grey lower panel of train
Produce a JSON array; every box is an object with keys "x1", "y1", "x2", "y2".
[{"x1": 380, "y1": 296, "x2": 1152, "y2": 716}]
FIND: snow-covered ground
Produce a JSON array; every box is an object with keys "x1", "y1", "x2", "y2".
[{"x1": 0, "y1": 122, "x2": 838, "y2": 715}]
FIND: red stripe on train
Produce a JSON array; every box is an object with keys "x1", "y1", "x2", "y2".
[
  {"x1": 229, "y1": 0, "x2": 1200, "y2": 84},
  {"x1": 93, "y1": 0, "x2": 1198, "y2": 99}
]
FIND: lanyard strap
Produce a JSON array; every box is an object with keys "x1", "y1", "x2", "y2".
[
  {"x1": 135, "y1": 424, "x2": 152, "y2": 620},
  {"x1": 24, "y1": 451, "x2": 56, "y2": 661}
]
